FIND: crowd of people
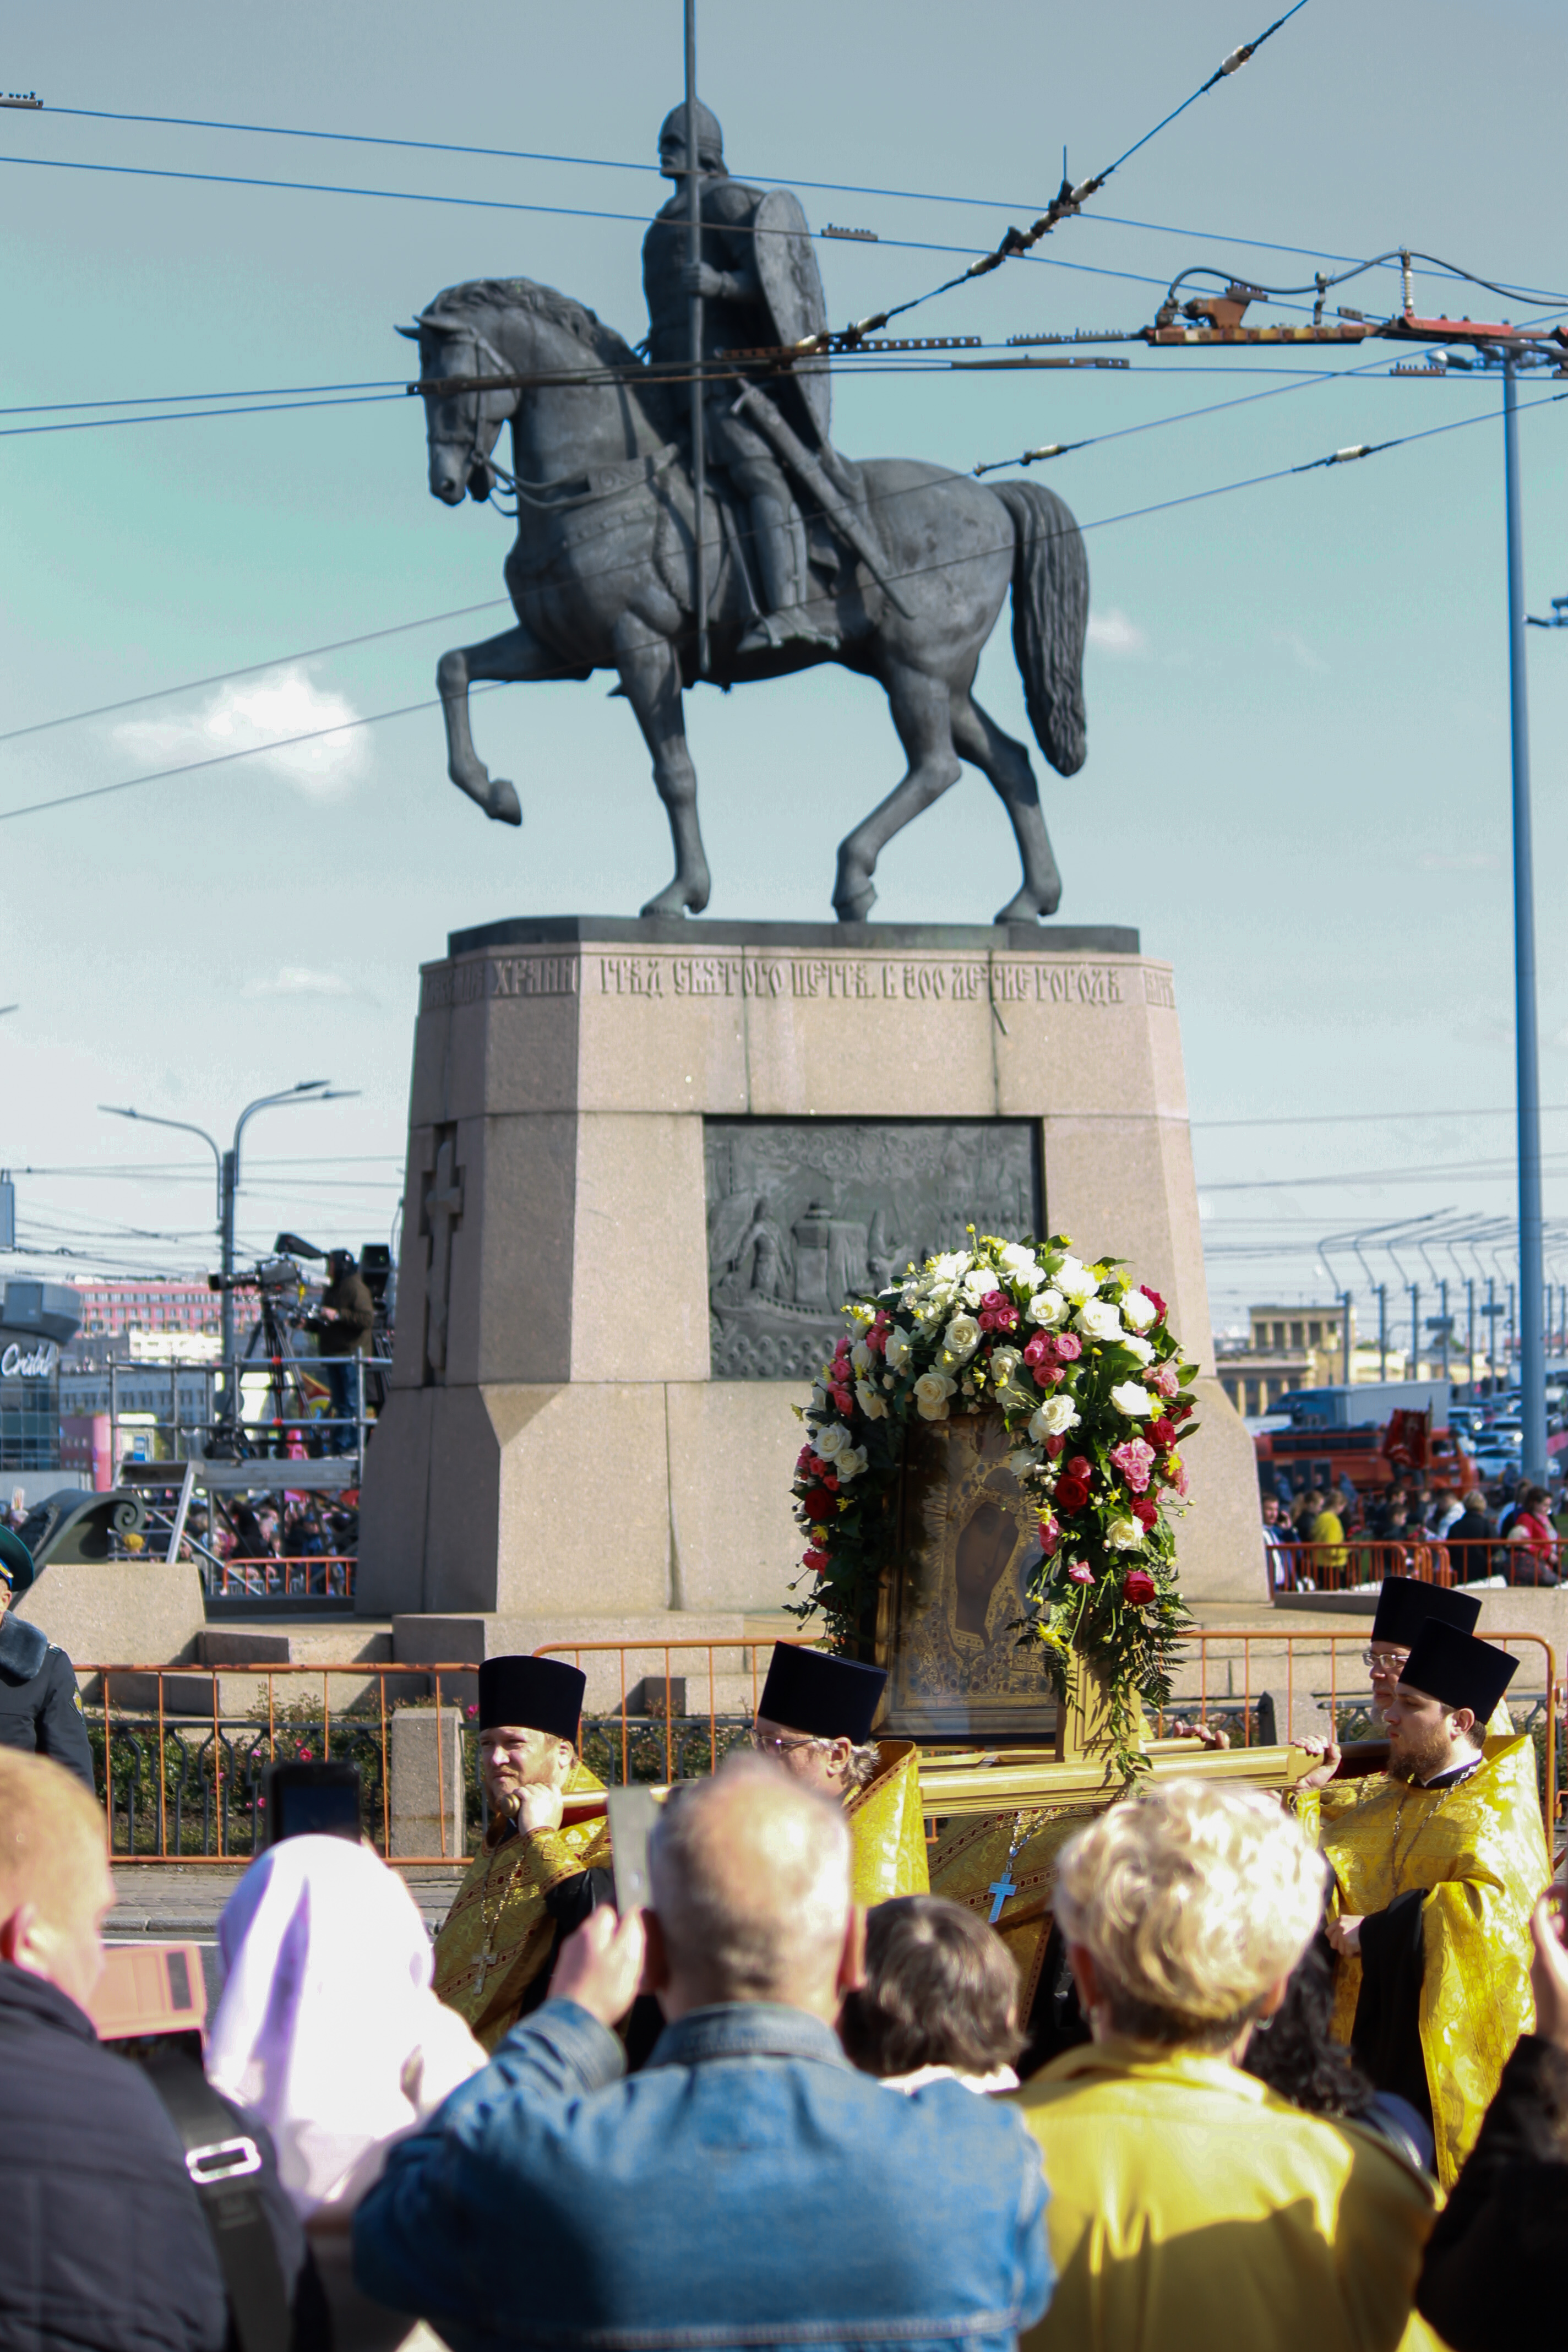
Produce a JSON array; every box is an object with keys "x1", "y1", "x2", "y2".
[
  {"x1": 1264, "y1": 1471, "x2": 1562, "y2": 1588},
  {"x1": 0, "y1": 1618, "x2": 1564, "y2": 2352}
]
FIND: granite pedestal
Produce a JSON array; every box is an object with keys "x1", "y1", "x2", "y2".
[{"x1": 357, "y1": 918, "x2": 1262, "y2": 1634}]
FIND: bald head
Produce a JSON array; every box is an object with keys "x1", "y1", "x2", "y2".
[
  {"x1": 648, "y1": 1755, "x2": 854, "y2": 2015},
  {"x1": 0, "y1": 1750, "x2": 115, "y2": 2011}
]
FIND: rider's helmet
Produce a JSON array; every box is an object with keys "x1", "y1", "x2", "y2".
[{"x1": 657, "y1": 101, "x2": 725, "y2": 175}]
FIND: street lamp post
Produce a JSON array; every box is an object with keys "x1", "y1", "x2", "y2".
[
  {"x1": 1504, "y1": 357, "x2": 1547, "y2": 1483},
  {"x1": 101, "y1": 1082, "x2": 351, "y2": 1434}
]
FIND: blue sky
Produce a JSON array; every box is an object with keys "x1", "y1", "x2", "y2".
[{"x1": 2, "y1": 0, "x2": 1564, "y2": 1333}]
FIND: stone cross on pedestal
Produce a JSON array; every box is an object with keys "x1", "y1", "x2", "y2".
[{"x1": 422, "y1": 1132, "x2": 465, "y2": 1379}]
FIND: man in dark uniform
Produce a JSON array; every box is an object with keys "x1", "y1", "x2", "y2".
[
  {"x1": 0, "y1": 1525, "x2": 95, "y2": 1788},
  {"x1": 642, "y1": 100, "x2": 837, "y2": 655},
  {"x1": 306, "y1": 1249, "x2": 375, "y2": 1455}
]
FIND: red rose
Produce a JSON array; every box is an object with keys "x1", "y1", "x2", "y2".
[
  {"x1": 831, "y1": 1388, "x2": 853, "y2": 1415},
  {"x1": 803, "y1": 1547, "x2": 831, "y2": 1572},
  {"x1": 796, "y1": 1445, "x2": 814, "y2": 1474},
  {"x1": 1055, "y1": 1474, "x2": 1090, "y2": 1512},
  {"x1": 1042, "y1": 1433, "x2": 1066, "y2": 1460},
  {"x1": 1131, "y1": 1496, "x2": 1159, "y2": 1529},
  {"x1": 1066, "y1": 1456, "x2": 1093, "y2": 1480},
  {"x1": 803, "y1": 1487, "x2": 837, "y2": 1522},
  {"x1": 1054, "y1": 1333, "x2": 1082, "y2": 1361},
  {"x1": 1142, "y1": 1288, "x2": 1168, "y2": 1322},
  {"x1": 1171, "y1": 1398, "x2": 1195, "y2": 1422},
  {"x1": 1122, "y1": 1569, "x2": 1157, "y2": 1605},
  {"x1": 1147, "y1": 1417, "x2": 1177, "y2": 1450}
]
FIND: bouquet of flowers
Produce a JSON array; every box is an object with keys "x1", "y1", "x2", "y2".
[{"x1": 790, "y1": 1231, "x2": 1200, "y2": 1778}]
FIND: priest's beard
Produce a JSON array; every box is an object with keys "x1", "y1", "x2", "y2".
[{"x1": 1388, "y1": 1720, "x2": 1471, "y2": 1784}]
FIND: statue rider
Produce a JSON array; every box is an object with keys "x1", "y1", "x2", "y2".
[{"x1": 643, "y1": 102, "x2": 838, "y2": 656}]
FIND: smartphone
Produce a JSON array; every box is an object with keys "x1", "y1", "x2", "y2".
[
  {"x1": 88, "y1": 1941, "x2": 208, "y2": 2050},
  {"x1": 261, "y1": 1760, "x2": 362, "y2": 1846},
  {"x1": 607, "y1": 1786, "x2": 659, "y2": 1914}
]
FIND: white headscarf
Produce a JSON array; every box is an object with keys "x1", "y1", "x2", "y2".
[{"x1": 206, "y1": 1835, "x2": 484, "y2": 2217}]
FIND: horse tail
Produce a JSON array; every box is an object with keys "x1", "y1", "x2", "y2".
[{"x1": 990, "y1": 480, "x2": 1088, "y2": 777}]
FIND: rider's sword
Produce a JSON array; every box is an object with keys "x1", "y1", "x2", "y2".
[{"x1": 727, "y1": 384, "x2": 914, "y2": 620}]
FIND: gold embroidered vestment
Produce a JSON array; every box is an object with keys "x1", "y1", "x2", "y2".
[
  {"x1": 845, "y1": 1741, "x2": 930, "y2": 1901},
  {"x1": 1315, "y1": 1729, "x2": 1550, "y2": 2186},
  {"x1": 432, "y1": 1760, "x2": 611, "y2": 2052}
]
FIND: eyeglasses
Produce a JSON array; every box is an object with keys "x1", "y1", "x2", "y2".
[
  {"x1": 748, "y1": 1729, "x2": 824, "y2": 1757},
  {"x1": 1360, "y1": 1648, "x2": 1409, "y2": 1670}
]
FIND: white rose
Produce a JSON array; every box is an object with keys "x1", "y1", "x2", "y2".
[
  {"x1": 1119, "y1": 1332, "x2": 1155, "y2": 1365},
  {"x1": 943, "y1": 1313, "x2": 982, "y2": 1362},
  {"x1": 851, "y1": 1339, "x2": 874, "y2": 1376},
  {"x1": 836, "y1": 1444, "x2": 869, "y2": 1480},
  {"x1": 1109, "y1": 1382, "x2": 1153, "y2": 1419},
  {"x1": 854, "y1": 1379, "x2": 888, "y2": 1420},
  {"x1": 1076, "y1": 1299, "x2": 1123, "y2": 1342},
  {"x1": 998, "y1": 1243, "x2": 1043, "y2": 1289},
  {"x1": 810, "y1": 1381, "x2": 830, "y2": 1414},
  {"x1": 1054, "y1": 1257, "x2": 1097, "y2": 1305},
  {"x1": 989, "y1": 1344, "x2": 1022, "y2": 1388},
  {"x1": 1029, "y1": 1395, "x2": 1080, "y2": 1441},
  {"x1": 884, "y1": 1326, "x2": 913, "y2": 1372},
  {"x1": 915, "y1": 1289, "x2": 951, "y2": 1328},
  {"x1": 962, "y1": 1268, "x2": 993, "y2": 1307},
  {"x1": 1120, "y1": 1288, "x2": 1158, "y2": 1334},
  {"x1": 1106, "y1": 1516, "x2": 1144, "y2": 1551},
  {"x1": 929, "y1": 1251, "x2": 969, "y2": 1286},
  {"x1": 913, "y1": 1370, "x2": 957, "y2": 1420},
  {"x1": 1007, "y1": 1444, "x2": 1041, "y2": 1478},
  {"x1": 1026, "y1": 1289, "x2": 1067, "y2": 1331},
  {"x1": 815, "y1": 1421, "x2": 852, "y2": 1457}
]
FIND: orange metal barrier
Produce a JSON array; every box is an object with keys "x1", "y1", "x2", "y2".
[
  {"x1": 84, "y1": 1626, "x2": 1562, "y2": 1865},
  {"x1": 1268, "y1": 1537, "x2": 1562, "y2": 1592},
  {"x1": 207, "y1": 1556, "x2": 356, "y2": 1600}
]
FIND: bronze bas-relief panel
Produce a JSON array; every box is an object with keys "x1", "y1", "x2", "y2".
[
  {"x1": 878, "y1": 1413, "x2": 1057, "y2": 1740},
  {"x1": 703, "y1": 1118, "x2": 1041, "y2": 1380}
]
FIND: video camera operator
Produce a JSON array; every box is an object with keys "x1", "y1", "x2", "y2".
[{"x1": 305, "y1": 1251, "x2": 374, "y2": 1457}]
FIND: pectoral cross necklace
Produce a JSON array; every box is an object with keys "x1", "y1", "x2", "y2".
[{"x1": 988, "y1": 1811, "x2": 1043, "y2": 1923}]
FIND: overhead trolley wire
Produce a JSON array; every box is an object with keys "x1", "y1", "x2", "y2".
[{"x1": 4, "y1": 375, "x2": 1562, "y2": 832}]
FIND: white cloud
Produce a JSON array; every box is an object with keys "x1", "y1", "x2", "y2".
[
  {"x1": 242, "y1": 967, "x2": 366, "y2": 1001},
  {"x1": 1086, "y1": 607, "x2": 1147, "y2": 657},
  {"x1": 1272, "y1": 630, "x2": 1329, "y2": 674},
  {"x1": 113, "y1": 666, "x2": 371, "y2": 802}
]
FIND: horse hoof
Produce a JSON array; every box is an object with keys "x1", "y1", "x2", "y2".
[
  {"x1": 640, "y1": 885, "x2": 693, "y2": 918},
  {"x1": 487, "y1": 779, "x2": 522, "y2": 826},
  {"x1": 834, "y1": 879, "x2": 877, "y2": 922},
  {"x1": 993, "y1": 884, "x2": 1060, "y2": 923}
]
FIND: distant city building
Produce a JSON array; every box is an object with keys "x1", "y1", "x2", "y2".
[{"x1": 70, "y1": 1279, "x2": 219, "y2": 1338}]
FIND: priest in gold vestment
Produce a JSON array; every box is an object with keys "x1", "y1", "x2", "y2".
[
  {"x1": 1305, "y1": 1620, "x2": 1550, "y2": 2187},
  {"x1": 750, "y1": 1644, "x2": 928, "y2": 1900},
  {"x1": 432, "y1": 1654, "x2": 612, "y2": 2051}
]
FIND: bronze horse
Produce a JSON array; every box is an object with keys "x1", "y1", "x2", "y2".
[{"x1": 405, "y1": 278, "x2": 1089, "y2": 922}]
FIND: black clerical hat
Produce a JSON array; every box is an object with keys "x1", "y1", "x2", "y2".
[
  {"x1": 477, "y1": 1654, "x2": 585, "y2": 1741},
  {"x1": 1398, "y1": 1621, "x2": 1517, "y2": 1722},
  {"x1": 1371, "y1": 1574, "x2": 1481, "y2": 1647},
  {"x1": 757, "y1": 1643, "x2": 886, "y2": 1743}
]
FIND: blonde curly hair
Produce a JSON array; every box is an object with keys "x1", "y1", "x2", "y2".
[{"x1": 1053, "y1": 1777, "x2": 1327, "y2": 2050}]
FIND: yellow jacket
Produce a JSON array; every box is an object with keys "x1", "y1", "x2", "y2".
[{"x1": 1014, "y1": 2039, "x2": 1442, "y2": 2352}]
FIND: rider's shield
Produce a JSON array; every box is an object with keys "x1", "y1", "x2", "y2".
[{"x1": 752, "y1": 189, "x2": 830, "y2": 445}]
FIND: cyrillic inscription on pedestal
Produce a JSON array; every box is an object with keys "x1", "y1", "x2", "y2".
[{"x1": 704, "y1": 1119, "x2": 1041, "y2": 1380}]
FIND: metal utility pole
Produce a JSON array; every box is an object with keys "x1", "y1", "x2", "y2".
[
  {"x1": 1466, "y1": 1279, "x2": 1476, "y2": 1398},
  {"x1": 1439, "y1": 1277, "x2": 1450, "y2": 1381},
  {"x1": 1378, "y1": 1283, "x2": 1388, "y2": 1381},
  {"x1": 1504, "y1": 357, "x2": 1547, "y2": 1482},
  {"x1": 1341, "y1": 1290, "x2": 1352, "y2": 1386},
  {"x1": 101, "y1": 1082, "x2": 352, "y2": 1432},
  {"x1": 1487, "y1": 1276, "x2": 1498, "y2": 1387},
  {"x1": 1410, "y1": 1282, "x2": 1420, "y2": 1382},
  {"x1": 1508, "y1": 1281, "x2": 1517, "y2": 1385},
  {"x1": 684, "y1": 0, "x2": 709, "y2": 676}
]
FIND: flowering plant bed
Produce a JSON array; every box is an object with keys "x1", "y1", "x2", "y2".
[{"x1": 790, "y1": 1232, "x2": 1200, "y2": 1779}]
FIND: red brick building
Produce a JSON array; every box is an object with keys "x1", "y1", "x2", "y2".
[{"x1": 70, "y1": 1280, "x2": 219, "y2": 1337}]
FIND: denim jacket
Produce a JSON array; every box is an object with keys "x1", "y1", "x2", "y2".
[{"x1": 355, "y1": 1999, "x2": 1052, "y2": 2352}]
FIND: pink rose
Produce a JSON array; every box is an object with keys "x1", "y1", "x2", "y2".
[
  {"x1": 1023, "y1": 1333, "x2": 1058, "y2": 1368},
  {"x1": 1109, "y1": 1437, "x2": 1157, "y2": 1495},
  {"x1": 1148, "y1": 1360, "x2": 1179, "y2": 1397},
  {"x1": 1067, "y1": 1561, "x2": 1096, "y2": 1585},
  {"x1": 1054, "y1": 1333, "x2": 1082, "y2": 1362}
]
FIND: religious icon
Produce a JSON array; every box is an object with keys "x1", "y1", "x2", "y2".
[{"x1": 876, "y1": 1412, "x2": 1057, "y2": 1739}]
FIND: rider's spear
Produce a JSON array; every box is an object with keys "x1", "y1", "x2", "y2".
[{"x1": 684, "y1": 0, "x2": 709, "y2": 676}]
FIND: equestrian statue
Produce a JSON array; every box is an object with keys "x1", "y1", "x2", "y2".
[{"x1": 402, "y1": 101, "x2": 1089, "y2": 923}]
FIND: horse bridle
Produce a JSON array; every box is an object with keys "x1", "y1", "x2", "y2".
[{"x1": 420, "y1": 314, "x2": 520, "y2": 498}]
